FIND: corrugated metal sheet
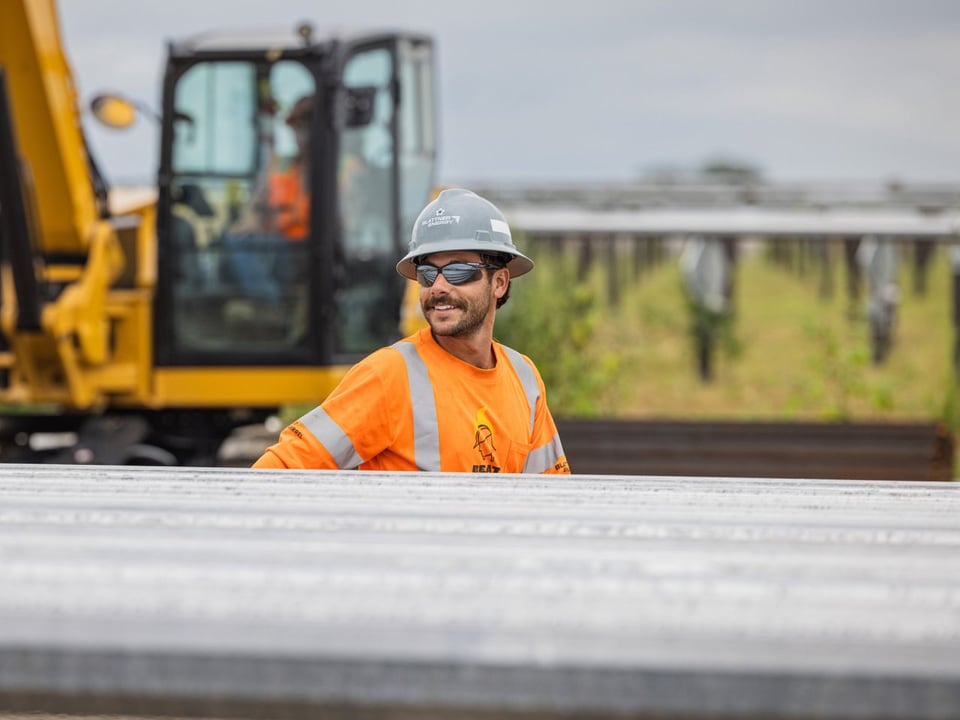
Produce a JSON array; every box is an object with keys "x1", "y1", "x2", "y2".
[
  {"x1": 502, "y1": 204, "x2": 960, "y2": 238},
  {"x1": 1, "y1": 464, "x2": 958, "y2": 718}
]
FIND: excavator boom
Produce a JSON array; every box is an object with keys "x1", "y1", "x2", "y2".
[{"x1": 0, "y1": 0, "x2": 102, "y2": 254}]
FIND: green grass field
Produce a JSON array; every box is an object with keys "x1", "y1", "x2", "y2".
[{"x1": 498, "y1": 239, "x2": 954, "y2": 427}]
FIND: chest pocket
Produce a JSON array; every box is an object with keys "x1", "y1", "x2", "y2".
[{"x1": 502, "y1": 436, "x2": 533, "y2": 473}]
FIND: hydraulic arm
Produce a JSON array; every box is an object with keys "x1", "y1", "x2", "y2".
[{"x1": 0, "y1": 0, "x2": 151, "y2": 411}]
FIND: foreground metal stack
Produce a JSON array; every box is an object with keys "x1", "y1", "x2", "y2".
[{"x1": 1, "y1": 465, "x2": 958, "y2": 719}]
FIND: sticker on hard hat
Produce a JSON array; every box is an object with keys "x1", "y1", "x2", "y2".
[
  {"x1": 490, "y1": 218, "x2": 511, "y2": 237},
  {"x1": 422, "y1": 214, "x2": 461, "y2": 228}
]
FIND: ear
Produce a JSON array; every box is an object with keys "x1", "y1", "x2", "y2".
[{"x1": 492, "y1": 267, "x2": 510, "y2": 299}]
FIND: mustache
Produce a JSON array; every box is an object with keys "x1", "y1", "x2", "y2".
[{"x1": 424, "y1": 294, "x2": 463, "y2": 311}]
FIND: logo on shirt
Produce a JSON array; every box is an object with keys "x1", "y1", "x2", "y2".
[{"x1": 472, "y1": 407, "x2": 500, "y2": 473}]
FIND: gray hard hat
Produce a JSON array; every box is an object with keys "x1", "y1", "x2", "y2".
[{"x1": 396, "y1": 188, "x2": 534, "y2": 280}]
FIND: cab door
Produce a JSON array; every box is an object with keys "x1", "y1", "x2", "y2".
[
  {"x1": 332, "y1": 35, "x2": 436, "y2": 359},
  {"x1": 154, "y1": 35, "x2": 435, "y2": 372},
  {"x1": 155, "y1": 55, "x2": 323, "y2": 366}
]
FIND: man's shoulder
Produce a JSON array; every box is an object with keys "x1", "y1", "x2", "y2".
[
  {"x1": 333, "y1": 344, "x2": 410, "y2": 399},
  {"x1": 352, "y1": 336, "x2": 435, "y2": 380},
  {"x1": 495, "y1": 340, "x2": 538, "y2": 373},
  {"x1": 355, "y1": 343, "x2": 410, "y2": 372},
  {"x1": 384, "y1": 329, "x2": 432, "y2": 360}
]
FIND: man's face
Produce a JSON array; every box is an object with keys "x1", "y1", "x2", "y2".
[{"x1": 418, "y1": 251, "x2": 502, "y2": 338}]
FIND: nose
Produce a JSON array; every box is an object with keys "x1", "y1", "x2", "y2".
[
  {"x1": 422, "y1": 271, "x2": 454, "y2": 291},
  {"x1": 432, "y1": 272, "x2": 455, "y2": 290}
]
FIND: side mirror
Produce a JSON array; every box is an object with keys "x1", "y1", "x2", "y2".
[
  {"x1": 344, "y1": 87, "x2": 376, "y2": 128},
  {"x1": 89, "y1": 94, "x2": 138, "y2": 129}
]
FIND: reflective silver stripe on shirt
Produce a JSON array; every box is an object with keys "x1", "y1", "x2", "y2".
[
  {"x1": 298, "y1": 406, "x2": 363, "y2": 469},
  {"x1": 523, "y1": 432, "x2": 566, "y2": 473},
  {"x1": 500, "y1": 345, "x2": 539, "y2": 436},
  {"x1": 392, "y1": 341, "x2": 441, "y2": 471}
]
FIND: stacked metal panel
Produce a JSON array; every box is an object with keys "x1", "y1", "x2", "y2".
[{"x1": 1, "y1": 464, "x2": 958, "y2": 719}]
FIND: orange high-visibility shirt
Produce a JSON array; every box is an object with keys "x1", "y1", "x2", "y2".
[
  {"x1": 267, "y1": 165, "x2": 309, "y2": 240},
  {"x1": 253, "y1": 328, "x2": 570, "y2": 474}
]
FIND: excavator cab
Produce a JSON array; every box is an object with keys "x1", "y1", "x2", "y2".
[
  {"x1": 154, "y1": 27, "x2": 436, "y2": 368},
  {"x1": 0, "y1": 6, "x2": 436, "y2": 465}
]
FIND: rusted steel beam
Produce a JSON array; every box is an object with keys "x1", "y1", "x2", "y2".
[{"x1": 555, "y1": 418, "x2": 955, "y2": 482}]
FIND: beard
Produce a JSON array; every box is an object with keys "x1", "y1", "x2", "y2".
[{"x1": 423, "y1": 283, "x2": 494, "y2": 339}]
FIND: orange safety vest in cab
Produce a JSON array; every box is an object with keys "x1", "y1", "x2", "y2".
[{"x1": 267, "y1": 163, "x2": 309, "y2": 240}]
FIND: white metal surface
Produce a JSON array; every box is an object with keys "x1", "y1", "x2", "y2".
[
  {"x1": 1, "y1": 464, "x2": 958, "y2": 718},
  {"x1": 503, "y1": 204, "x2": 960, "y2": 238}
]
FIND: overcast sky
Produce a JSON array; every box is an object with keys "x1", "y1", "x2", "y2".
[{"x1": 58, "y1": 0, "x2": 960, "y2": 187}]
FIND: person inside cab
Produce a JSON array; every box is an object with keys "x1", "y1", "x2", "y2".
[
  {"x1": 259, "y1": 95, "x2": 311, "y2": 241},
  {"x1": 223, "y1": 95, "x2": 311, "y2": 305}
]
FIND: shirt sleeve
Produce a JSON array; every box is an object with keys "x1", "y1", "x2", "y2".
[
  {"x1": 526, "y1": 360, "x2": 570, "y2": 474},
  {"x1": 251, "y1": 421, "x2": 340, "y2": 469},
  {"x1": 534, "y1": 406, "x2": 570, "y2": 474},
  {"x1": 251, "y1": 448, "x2": 286, "y2": 469},
  {"x1": 251, "y1": 351, "x2": 396, "y2": 469}
]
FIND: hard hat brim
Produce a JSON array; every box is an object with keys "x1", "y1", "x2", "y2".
[{"x1": 396, "y1": 240, "x2": 534, "y2": 281}]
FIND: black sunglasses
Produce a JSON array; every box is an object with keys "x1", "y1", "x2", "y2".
[{"x1": 415, "y1": 261, "x2": 499, "y2": 288}]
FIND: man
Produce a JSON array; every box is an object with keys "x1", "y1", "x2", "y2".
[
  {"x1": 234, "y1": 94, "x2": 311, "y2": 240},
  {"x1": 253, "y1": 188, "x2": 570, "y2": 474},
  {"x1": 261, "y1": 95, "x2": 311, "y2": 241},
  {"x1": 225, "y1": 95, "x2": 311, "y2": 303}
]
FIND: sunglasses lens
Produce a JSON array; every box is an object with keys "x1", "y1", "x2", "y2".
[
  {"x1": 441, "y1": 264, "x2": 481, "y2": 285},
  {"x1": 415, "y1": 263, "x2": 485, "y2": 287},
  {"x1": 416, "y1": 266, "x2": 439, "y2": 287}
]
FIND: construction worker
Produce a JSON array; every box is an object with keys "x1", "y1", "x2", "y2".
[
  {"x1": 224, "y1": 95, "x2": 311, "y2": 303},
  {"x1": 253, "y1": 188, "x2": 570, "y2": 474},
  {"x1": 262, "y1": 95, "x2": 311, "y2": 241}
]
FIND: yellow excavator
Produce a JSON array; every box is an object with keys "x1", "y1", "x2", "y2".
[{"x1": 0, "y1": 0, "x2": 437, "y2": 464}]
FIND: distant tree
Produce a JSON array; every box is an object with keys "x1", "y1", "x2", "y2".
[
  {"x1": 637, "y1": 158, "x2": 764, "y2": 185},
  {"x1": 699, "y1": 157, "x2": 764, "y2": 184}
]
